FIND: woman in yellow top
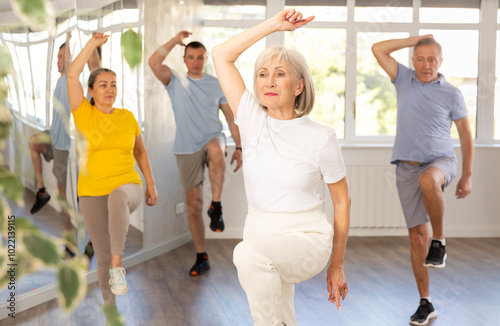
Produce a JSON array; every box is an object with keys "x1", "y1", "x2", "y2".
[{"x1": 67, "y1": 33, "x2": 158, "y2": 304}]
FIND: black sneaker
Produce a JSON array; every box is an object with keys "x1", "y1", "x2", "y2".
[
  {"x1": 64, "y1": 246, "x2": 76, "y2": 259},
  {"x1": 189, "y1": 253, "x2": 210, "y2": 276},
  {"x1": 410, "y1": 298, "x2": 437, "y2": 325},
  {"x1": 30, "y1": 188, "x2": 51, "y2": 214},
  {"x1": 207, "y1": 204, "x2": 225, "y2": 232},
  {"x1": 424, "y1": 239, "x2": 447, "y2": 268},
  {"x1": 84, "y1": 241, "x2": 94, "y2": 260}
]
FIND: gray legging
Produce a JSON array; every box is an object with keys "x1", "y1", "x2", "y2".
[{"x1": 79, "y1": 183, "x2": 142, "y2": 304}]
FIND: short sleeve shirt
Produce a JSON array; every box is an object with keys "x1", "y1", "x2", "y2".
[
  {"x1": 50, "y1": 75, "x2": 71, "y2": 151},
  {"x1": 391, "y1": 63, "x2": 468, "y2": 164},
  {"x1": 72, "y1": 98, "x2": 142, "y2": 196},
  {"x1": 165, "y1": 73, "x2": 227, "y2": 154},
  {"x1": 236, "y1": 89, "x2": 346, "y2": 212}
]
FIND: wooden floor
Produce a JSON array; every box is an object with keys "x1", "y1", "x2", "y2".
[
  {"x1": 0, "y1": 189, "x2": 142, "y2": 302},
  {"x1": 3, "y1": 236, "x2": 500, "y2": 326}
]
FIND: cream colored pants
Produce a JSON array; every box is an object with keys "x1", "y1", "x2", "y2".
[{"x1": 233, "y1": 206, "x2": 333, "y2": 326}]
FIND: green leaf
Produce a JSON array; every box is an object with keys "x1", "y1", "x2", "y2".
[
  {"x1": 11, "y1": 0, "x2": 48, "y2": 27},
  {"x1": 0, "y1": 166, "x2": 24, "y2": 203},
  {"x1": 58, "y1": 265, "x2": 79, "y2": 308},
  {"x1": 103, "y1": 303, "x2": 124, "y2": 326},
  {"x1": 13, "y1": 217, "x2": 38, "y2": 232},
  {"x1": 121, "y1": 29, "x2": 142, "y2": 69},
  {"x1": 57, "y1": 256, "x2": 88, "y2": 311},
  {"x1": 22, "y1": 233, "x2": 60, "y2": 266}
]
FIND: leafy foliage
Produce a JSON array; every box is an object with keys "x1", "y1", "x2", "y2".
[{"x1": 121, "y1": 29, "x2": 142, "y2": 69}]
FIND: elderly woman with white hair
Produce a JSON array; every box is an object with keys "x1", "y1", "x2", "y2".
[{"x1": 213, "y1": 9, "x2": 350, "y2": 326}]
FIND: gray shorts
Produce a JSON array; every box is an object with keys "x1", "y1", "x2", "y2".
[
  {"x1": 395, "y1": 156, "x2": 457, "y2": 229},
  {"x1": 175, "y1": 134, "x2": 226, "y2": 193},
  {"x1": 41, "y1": 130, "x2": 69, "y2": 189}
]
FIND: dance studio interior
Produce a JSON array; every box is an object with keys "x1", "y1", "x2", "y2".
[{"x1": 0, "y1": 0, "x2": 499, "y2": 325}]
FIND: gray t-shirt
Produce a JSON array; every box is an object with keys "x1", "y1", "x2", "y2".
[
  {"x1": 165, "y1": 73, "x2": 227, "y2": 154},
  {"x1": 391, "y1": 63, "x2": 468, "y2": 164},
  {"x1": 49, "y1": 75, "x2": 71, "y2": 151}
]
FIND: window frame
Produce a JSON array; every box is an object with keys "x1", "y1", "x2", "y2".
[{"x1": 203, "y1": 0, "x2": 500, "y2": 145}]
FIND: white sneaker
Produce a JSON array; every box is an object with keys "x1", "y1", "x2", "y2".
[{"x1": 109, "y1": 267, "x2": 128, "y2": 295}]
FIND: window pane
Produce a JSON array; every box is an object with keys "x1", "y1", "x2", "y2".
[
  {"x1": 421, "y1": 29, "x2": 478, "y2": 139},
  {"x1": 420, "y1": 8, "x2": 479, "y2": 24},
  {"x1": 285, "y1": 28, "x2": 346, "y2": 138},
  {"x1": 356, "y1": 32, "x2": 409, "y2": 136},
  {"x1": 30, "y1": 42, "x2": 48, "y2": 124},
  {"x1": 285, "y1": 5, "x2": 347, "y2": 22},
  {"x1": 5, "y1": 42, "x2": 24, "y2": 116},
  {"x1": 355, "y1": 6, "x2": 412, "y2": 23},
  {"x1": 203, "y1": 5, "x2": 265, "y2": 20},
  {"x1": 203, "y1": 27, "x2": 265, "y2": 137},
  {"x1": 495, "y1": 31, "x2": 500, "y2": 140},
  {"x1": 16, "y1": 46, "x2": 36, "y2": 119}
]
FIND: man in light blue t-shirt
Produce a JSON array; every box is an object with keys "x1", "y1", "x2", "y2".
[
  {"x1": 373, "y1": 35, "x2": 474, "y2": 325},
  {"x1": 28, "y1": 34, "x2": 74, "y2": 256},
  {"x1": 149, "y1": 30, "x2": 242, "y2": 276}
]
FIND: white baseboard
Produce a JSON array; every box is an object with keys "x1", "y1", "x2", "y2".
[{"x1": 0, "y1": 232, "x2": 192, "y2": 320}]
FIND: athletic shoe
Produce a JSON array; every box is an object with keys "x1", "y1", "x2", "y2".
[
  {"x1": 424, "y1": 239, "x2": 447, "y2": 268},
  {"x1": 410, "y1": 298, "x2": 437, "y2": 325},
  {"x1": 207, "y1": 204, "x2": 225, "y2": 232},
  {"x1": 30, "y1": 188, "x2": 51, "y2": 214},
  {"x1": 109, "y1": 267, "x2": 128, "y2": 295},
  {"x1": 84, "y1": 241, "x2": 94, "y2": 260},
  {"x1": 189, "y1": 253, "x2": 210, "y2": 276}
]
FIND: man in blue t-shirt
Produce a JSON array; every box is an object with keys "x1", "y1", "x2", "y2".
[
  {"x1": 372, "y1": 35, "x2": 474, "y2": 325},
  {"x1": 149, "y1": 30, "x2": 242, "y2": 276},
  {"x1": 28, "y1": 33, "x2": 74, "y2": 256}
]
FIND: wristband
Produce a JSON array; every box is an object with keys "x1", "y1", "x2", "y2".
[{"x1": 235, "y1": 147, "x2": 242, "y2": 151}]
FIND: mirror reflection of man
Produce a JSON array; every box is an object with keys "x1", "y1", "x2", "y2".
[
  {"x1": 28, "y1": 33, "x2": 74, "y2": 256},
  {"x1": 149, "y1": 31, "x2": 243, "y2": 276}
]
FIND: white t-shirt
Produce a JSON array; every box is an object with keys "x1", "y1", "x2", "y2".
[{"x1": 236, "y1": 89, "x2": 346, "y2": 212}]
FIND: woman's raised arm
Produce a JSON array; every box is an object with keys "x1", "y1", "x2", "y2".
[
  {"x1": 212, "y1": 9, "x2": 314, "y2": 117},
  {"x1": 67, "y1": 33, "x2": 109, "y2": 111}
]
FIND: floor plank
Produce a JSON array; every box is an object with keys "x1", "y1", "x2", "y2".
[{"x1": 3, "y1": 237, "x2": 500, "y2": 325}]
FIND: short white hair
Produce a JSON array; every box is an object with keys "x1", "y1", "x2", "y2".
[{"x1": 253, "y1": 46, "x2": 315, "y2": 116}]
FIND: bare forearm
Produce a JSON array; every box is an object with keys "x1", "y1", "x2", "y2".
[
  {"x1": 149, "y1": 37, "x2": 178, "y2": 67},
  {"x1": 68, "y1": 40, "x2": 98, "y2": 80},
  {"x1": 135, "y1": 150, "x2": 155, "y2": 186},
  {"x1": 330, "y1": 204, "x2": 350, "y2": 267},
  {"x1": 228, "y1": 122, "x2": 241, "y2": 148},
  {"x1": 460, "y1": 135, "x2": 474, "y2": 178}
]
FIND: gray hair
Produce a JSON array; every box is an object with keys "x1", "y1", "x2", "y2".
[
  {"x1": 413, "y1": 38, "x2": 442, "y2": 59},
  {"x1": 253, "y1": 46, "x2": 315, "y2": 116}
]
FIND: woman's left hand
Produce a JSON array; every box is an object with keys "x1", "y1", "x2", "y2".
[
  {"x1": 145, "y1": 184, "x2": 158, "y2": 206},
  {"x1": 326, "y1": 266, "x2": 348, "y2": 310}
]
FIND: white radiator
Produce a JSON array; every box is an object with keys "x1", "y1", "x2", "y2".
[{"x1": 346, "y1": 165, "x2": 406, "y2": 229}]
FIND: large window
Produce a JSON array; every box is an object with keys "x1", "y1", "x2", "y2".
[
  {"x1": 203, "y1": 0, "x2": 495, "y2": 143},
  {"x1": 285, "y1": 28, "x2": 346, "y2": 137},
  {"x1": 0, "y1": 0, "x2": 143, "y2": 128}
]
